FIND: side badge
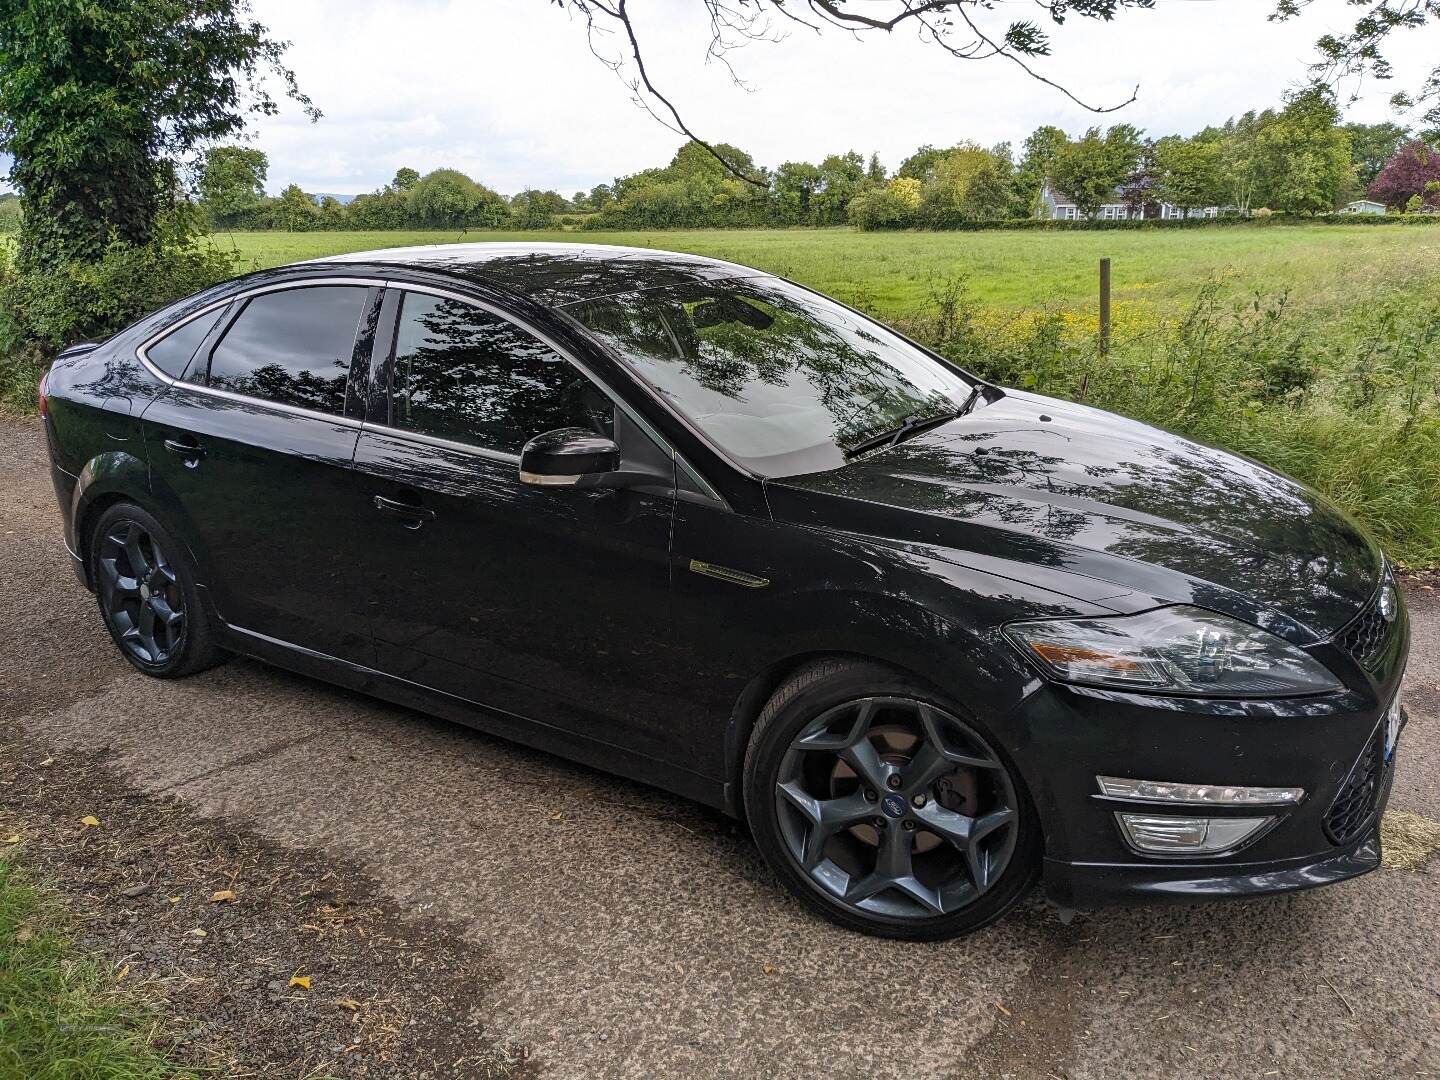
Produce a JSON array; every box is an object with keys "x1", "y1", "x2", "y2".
[{"x1": 689, "y1": 559, "x2": 770, "y2": 589}]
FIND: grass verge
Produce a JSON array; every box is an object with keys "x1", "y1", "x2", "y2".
[{"x1": 0, "y1": 851, "x2": 194, "y2": 1080}]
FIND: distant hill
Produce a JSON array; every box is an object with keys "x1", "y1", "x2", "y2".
[{"x1": 309, "y1": 192, "x2": 355, "y2": 206}]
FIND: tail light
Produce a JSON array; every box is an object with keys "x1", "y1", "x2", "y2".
[{"x1": 37, "y1": 369, "x2": 50, "y2": 419}]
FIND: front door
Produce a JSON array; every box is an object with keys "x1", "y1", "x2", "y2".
[
  {"x1": 351, "y1": 287, "x2": 681, "y2": 757},
  {"x1": 140, "y1": 282, "x2": 380, "y2": 663}
]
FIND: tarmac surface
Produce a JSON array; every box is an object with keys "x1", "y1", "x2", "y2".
[{"x1": 3, "y1": 415, "x2": 1438, "y2": 1079}]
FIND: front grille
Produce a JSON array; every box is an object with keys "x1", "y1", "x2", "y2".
[
  {"x1": 1337, "y1": 591, "x2": 1391, "y2": 670},
  {"x1": 1323, "y1": 726, "x2": 1386, "y2": 846}
]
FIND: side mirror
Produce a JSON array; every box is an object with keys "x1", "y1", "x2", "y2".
[{"x1": 519, "y1": 427, "x2": 619, "y2": 487}]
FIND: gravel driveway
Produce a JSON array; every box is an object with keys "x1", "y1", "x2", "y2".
[{"x1": 3, "y1": 415, "x2": 1438, "y2": 1079}]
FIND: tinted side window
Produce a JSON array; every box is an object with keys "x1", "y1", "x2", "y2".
[
  {"x1": 390, "y1": 292, "x2": 612, "y2": 453},
  {"x1": 147, "y1": 309, "x2": 224, "y2": 379},
  {"x1": 206, "y1": 286, "x2": 367, "y2": 414}
]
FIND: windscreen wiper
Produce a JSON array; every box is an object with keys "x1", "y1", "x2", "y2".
[{"x1": 843, "y1": 384, "x2": 988, "y2": 459}]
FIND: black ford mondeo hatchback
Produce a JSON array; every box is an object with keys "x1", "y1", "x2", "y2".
[{"x1": 42, "y1": 243, "x2": 1409, "y2": 939}]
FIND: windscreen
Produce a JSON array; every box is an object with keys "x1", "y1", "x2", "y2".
[{"x1": 565, "y1": 276, "x2": 973, "y2": 476}]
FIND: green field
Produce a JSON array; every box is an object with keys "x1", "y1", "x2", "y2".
[{"x1": 215, "y1": 225, "x2": 1440, "y2": 321}]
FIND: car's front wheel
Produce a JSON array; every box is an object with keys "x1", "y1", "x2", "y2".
[
  {"x1": 88, "y1": 502, "x2": 226, "y2": 679},
  {"x1": 744, "y1": 659, "x2": 1039, "y2": 939}
]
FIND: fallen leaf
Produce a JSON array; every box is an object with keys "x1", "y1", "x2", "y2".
[
  {"x1": 995, "y1": 1002, "x2": 1012, "y2": 1017},
  {"x1": 116, "y1": 964, "x2": 130, "y2": 982},
  {"x1": 38, "y1": 758, "x2": 54, "y2": 767},
  {"x1": 79, "y1": 816, "x2": 101, "y2": 828},
  {"x1": 335, "y1": 997, "x2": 361, "y2": 1011},
  {"x1": 188, "y1": 928, "x2": 207, "y2": 938},
  {"x1": 2, "y1": 835, "x2": 19, "y2": 845},
  {"x1": 168, "y1": 896, "x2": 181, "y2": 904},
  {"x1": 550, "y1": 811, "x2": 564, "y2": 822},
  {"x1": 210, "y1": 889, "x2": 236, "y2": 903},
  {"x1": 761, "y1": 963, "x2": 777, "y2": 975},
  {"x1": 289, "y1": 975, "x2": 312, "y2": 990},
  {"x1": 15, "y1": 924, "x2": 33, "y2": 943}
]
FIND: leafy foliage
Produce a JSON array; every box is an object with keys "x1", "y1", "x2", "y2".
[
  {"x1": 0, "y1": 0, "x2": 313, "y2": 269},
  {"x1": 1369, "y1": 140, "x2": 1440, "y2": 208},
  {"x1": 198, "y1": 146, "x2": 269, "y2": 228},
  {"x1": 1050, "y1": 125, "x2": 1143, "y2": 217}
]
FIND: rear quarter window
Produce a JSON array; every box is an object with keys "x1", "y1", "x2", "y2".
[{"x1": 145, "y1": 309, "x2": 225, "y2": 379}]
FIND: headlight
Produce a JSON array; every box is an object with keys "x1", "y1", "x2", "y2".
[{"x1": 1004, "y1": 605, "x2": 1343, "y2": 697}]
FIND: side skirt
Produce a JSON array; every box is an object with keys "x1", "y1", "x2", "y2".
[{"x1": 215, "y1": 623, "x2": 731, "y2": 815}]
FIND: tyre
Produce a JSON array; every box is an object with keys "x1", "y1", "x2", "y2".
[
  {"x1": 743, "y1": 659, "x2": 1039, "y2": 940},
  {"x1": 88, "y1": 502, "x2": 227, "y2": 679}
]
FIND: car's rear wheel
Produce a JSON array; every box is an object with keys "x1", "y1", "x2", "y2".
[
  {"x1": 744, "y1": 659, "x2": 1038, "y2": 940},
  {"x1": 89, "y1": 503, "x2": 225, "y2": 678}
]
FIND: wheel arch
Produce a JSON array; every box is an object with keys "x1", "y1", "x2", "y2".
[
  {"x1": 720, "y1": 646, "x2": 981, "y2": 820},
  {"x1": 69, "y1": 450, "x2": 152, "y2": 589}
]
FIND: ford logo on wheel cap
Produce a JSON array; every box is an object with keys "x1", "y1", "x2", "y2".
[{"x1": 881, "y1": 794, "x2": 908, "y2": 818}]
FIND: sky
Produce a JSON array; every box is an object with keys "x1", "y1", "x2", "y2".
[{"x1": 3, "y1": 0, "x2": 1437, "y2": 198}]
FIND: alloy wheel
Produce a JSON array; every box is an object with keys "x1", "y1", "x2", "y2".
[
  {"x1": 97, "y1": 520, "x2": 185, "y2": 666},
  {"x1": 773, "y1": 697, "x2": 1019, "y2": 920}
]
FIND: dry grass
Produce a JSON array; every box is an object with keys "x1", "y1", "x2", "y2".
[{"x1": 1380, "y1": 810, "x2": 1440, "y2": 871}]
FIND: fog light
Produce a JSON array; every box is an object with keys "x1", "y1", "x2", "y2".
[
  {"x1": 1117, "y1": 813, "x2": 1273, "y2": 856},
  {"x1": 1097, "y1": 776, "x2": 1304, "y2": 805}
]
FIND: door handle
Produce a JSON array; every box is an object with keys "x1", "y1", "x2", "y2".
[
  {"x1": 372, "y1": 494, "x2": 436, "y2": 529},
  {"x1": 162, "y1": 437, "x2": 205, "y2": 466}
]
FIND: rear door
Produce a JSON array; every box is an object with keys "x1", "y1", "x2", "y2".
[
  {"x1": 139, "y1": 280, "x2": 382, "y2": 663},
  {"x1": 351, "y1": 285, "x2": 685, "y2": 757}
]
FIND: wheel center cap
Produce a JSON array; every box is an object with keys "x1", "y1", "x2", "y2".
[
  {"x1": 881, "y1": 793, "x2": 907, "y2": 818},
  {"x1": 139, "y1": 583, "x2": 151, "y2": 600}
]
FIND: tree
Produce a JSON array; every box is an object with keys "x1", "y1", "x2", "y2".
[
  {"x1": 866, "y1": 153, "x2": 887, "y2": 184},
  {"x1": 392, "y1": 167, "x2": 420, "y2": 191},
  {"x1": 919, "y1": 143, "x2": 1011, "y2": 223},
  {"x1": 1254, "y1": 85, "x2": 1353, "y2": 213},
  {"x1": 848, "y1": 176, "x2": 923, "y2": 230},
  {"x1": 587, "y1": 182, "x2": 616, "y2": 209},
  {"x1": 407, "y1": 168, "x2": 500, "y2": 228},
  {"x1": 1343, "y1": 121, "x2": 1409, "y2": 187},
  {"x1": 814, "y1": 151, "x2": 868, "y2": 224},
  {"x1": 1012, "y1": 125, "x2": 1069, "y2": 217},
  {"x1": 1154, "y1": 136, "x2": 1224, "y2": 215},
  {"x1": 1117, "y1": 138, "x2": 1160, "y2": 217},
  {"x1": 1050, "y1": 125, "x2": 1142, "y2": 218},
  {"x1": 0, "y1": 0, "x2": 313, "y2": 268},
  {"x1": 348, "y1": 188, "x2": 407, "y2": 229},
  {"x1": 1211, "y1": 111, "x2": 1270, "y2": 215},
  {"x1": 510, "y1": 188, "x2": 569, "y2": 228},
  {"x1": 897, "y1": 145, "x2": 950, "y2": 183},
  {"x1": 1273, "y1": 1, "x2": 1440, "y2": 130},
  {"x1": 1369, "y1": 140, "x2": 1440, "y2": 209},
  {"x1": 774, "y1": 161, "x2": 823, "y2": 222},
  {"x1": 273, "y1": 184, "x2": 320, "y2": 231},
  {"x1": 197, "y1": 147, "x2": 268, "y2": 228}
]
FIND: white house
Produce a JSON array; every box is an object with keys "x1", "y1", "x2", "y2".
[
  {"x1": 1340, "y1": 199, "x2": 1387, "y2": 215},
  {"x1": 1038, "y1": 179, "x2": 1220, "y2": 221}
]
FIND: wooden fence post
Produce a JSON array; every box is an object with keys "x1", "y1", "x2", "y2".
[{"x1": 1099, "y1": 257, "x2": 1111, "y2": 355}]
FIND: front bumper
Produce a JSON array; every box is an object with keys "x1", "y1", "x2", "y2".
[
  {"x1": 1015, "y1": 616, "x2": 1408, "y2": 911},
  {"x1": 1045, "y1": 775, "x2": 1392, "y2": 909}
]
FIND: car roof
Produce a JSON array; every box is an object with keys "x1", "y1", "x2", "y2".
[{"x1": 303, "y1": 242, "x2": 766, "y2": 306}]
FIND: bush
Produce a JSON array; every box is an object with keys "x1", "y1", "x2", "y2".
[{"x1": 0, "y1": 238, "x2": 237, "y2": 413}]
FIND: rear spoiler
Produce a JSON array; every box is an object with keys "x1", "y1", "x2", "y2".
[{"x1": 56, "y1": 341, "x2": 101, "y2": 361}]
